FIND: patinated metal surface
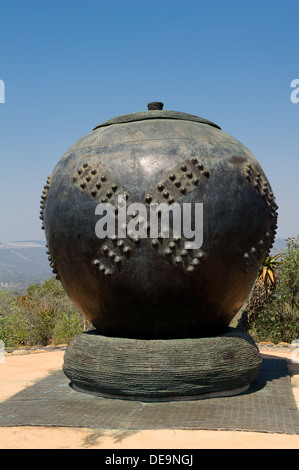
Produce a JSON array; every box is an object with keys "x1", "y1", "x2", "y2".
[
  {"x1": 93, "y1": 105, "x2": 222, "y2": 130},
  {"x1": 41, "y1": 103, "x2": 278, "y2": 339},
  {"x1": 63, "y1": 328, "x2": 262, "y2": 399}
]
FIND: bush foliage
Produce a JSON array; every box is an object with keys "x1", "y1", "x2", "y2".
[
  {"x1": 250, "y1": 236, "x2": 299, "y2": 343},
  {"x1": 0, "y1": 277, "x2": 90, "y2": 348}
]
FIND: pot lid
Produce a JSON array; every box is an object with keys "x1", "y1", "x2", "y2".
[{"x1": 93, "y1": 102, "x2": 221, "y2": 131}]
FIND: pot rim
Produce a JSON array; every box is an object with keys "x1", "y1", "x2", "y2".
[{"x1": 93, "y1": 105, "x2": 221, "y2": 131}]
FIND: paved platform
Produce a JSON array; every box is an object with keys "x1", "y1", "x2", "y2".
[{"x1": 0, "y1": 356, "x2": 298, "y2": 435}]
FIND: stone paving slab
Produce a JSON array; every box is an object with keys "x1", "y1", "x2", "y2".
[{"x1": 0, "y1": 357, "x2": 298, "y2": 434}]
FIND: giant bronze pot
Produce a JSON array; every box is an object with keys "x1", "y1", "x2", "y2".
[{"x1": 41, "y1": 102, "x2": 277, "y2": 340}]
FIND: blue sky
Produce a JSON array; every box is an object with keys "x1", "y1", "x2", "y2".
[{"x1": 0, "y1": 0, "x2": 298, "y2": 242}]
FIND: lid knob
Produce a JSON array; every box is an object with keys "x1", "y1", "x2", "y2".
[{"x1": 147, "y1": 101, "x2": 164, "y2": 110}]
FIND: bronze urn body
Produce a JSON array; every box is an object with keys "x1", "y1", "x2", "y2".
[{"x1": 41, "y1": 102, "x2": 277, "y2": 340}]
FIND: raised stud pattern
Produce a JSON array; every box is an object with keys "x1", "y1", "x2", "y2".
[
  {"x1": 74, "y1": 158, "x2": 277, "y2": 277},
  {"x1": 144, "y1": 158, "x2": 210, "y2": 208},
  {"x1": 150, "y1": 232, "x2": 207, "y2": 273},
  {"x1": 141, "y1": 157, "x2": 209, "y2": 272},
  {"x1": 73, "y1": 163, "x2": 131, "y2": 218},
  {"x1": 91, "y1": 235, "x2": 135, "y2": 277},
  {"x1": 242, "y1": 161, "x2": 278, "y2": 272},
  {"x1": 39, "y1": 175, "x2": 51, "y2": 230}
]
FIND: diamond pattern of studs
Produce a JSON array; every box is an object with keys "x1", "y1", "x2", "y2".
[
  {"x1": 72, "y1": 162, "x2": 137, "y2": 277},
  {"x1": 70, "y1": 159, "x2": 210, "y2": 276},
  {"x1": 91, "y1": 236, "x2": 137, "y2": 277},
  {"x1": 144, "y1": 158, "x2": 209, "y2": 273},
  {"x1": 144, "y1": 157, "x2": 209, "y2": 206},
  {"x1": 45, "y1": 158, "x2": 278, "y2": 278},
  {"x1": 150, "y1": 236, "x2": 207, "y2": 273},
  {"x1": 73, "y1": 161, "x2": 130, "y2": 215}
]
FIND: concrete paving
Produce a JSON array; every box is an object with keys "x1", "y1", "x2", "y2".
[{"x1": 0, "y1": 346, "x2": 298, "y2": 449}]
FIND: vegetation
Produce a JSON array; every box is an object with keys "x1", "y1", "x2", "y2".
[
  {"x1": 238, "y1": 236, "x2": 299, "y2": 343},
  {"x1": 0, "y1": 277, "x2": 92, "y2": 349},
  {"x1": 250, "y1": 236, "x2": 299, "y2": 343}
]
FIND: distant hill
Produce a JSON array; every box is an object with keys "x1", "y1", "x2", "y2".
[
  {"x1": 0, "y1": 236, "x2": 290, "y2": 292},
  {"x1": 270, "y1": 237, "x2": 288, "y2": 254},
  {"x1": 0, "y1": 241, "x2": 52, "y2": 292}
]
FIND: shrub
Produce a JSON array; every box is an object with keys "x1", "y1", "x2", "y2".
[
  {"x1": 0, "y1": 312, "x2": 28, "y2": 348},
  {"x1": 250, "y1": 236, "x2": 299, "y2": 343},
  {"x1": 52, "y1": 309, "x2": 86, "y2": 345},
  {"x1": 0, "y1": 277, "x2": 89, "y2": 348}
]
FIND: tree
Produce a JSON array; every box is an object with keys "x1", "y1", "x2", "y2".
[
  {"x1": 277, "y1": 236, "x2": 299, "y2": 310},
  {"x1": 252, "y1": 236, "x2": 299, "y2": 343}
]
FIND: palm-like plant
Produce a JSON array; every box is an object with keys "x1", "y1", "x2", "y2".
[
  {"x1": 258, "y1": 252, "x2": 282, "y2": 290},
  {"x1": 237, "y1": 252, "x2": 282, "y2": 332}
]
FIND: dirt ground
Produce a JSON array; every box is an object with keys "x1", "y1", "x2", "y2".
[{"x1": 0, "y1": 348, "x2": 298, "y2": 449}]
